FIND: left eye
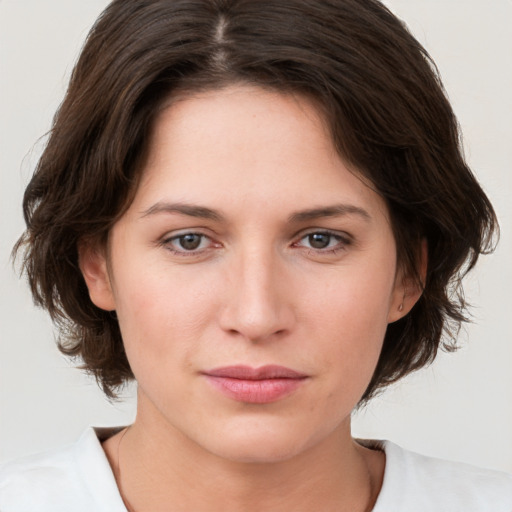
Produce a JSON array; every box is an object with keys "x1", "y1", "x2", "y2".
[
  {"x1": 298, "y1": 232, "x2": 344, "y2": 250},
  {"x1": 167, "y1": 233, "x2": 210, "y2": 252}
]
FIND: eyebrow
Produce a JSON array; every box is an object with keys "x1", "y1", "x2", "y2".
[
  {"x1": 288, "y1": 204, "x2": 371, "y2": 223},
  {"x1": 141, "y1": 201, "x2": 371, "y2": 223},
  {"x1": 141, "y1": 202, "x2": 224, "y2": 221}
]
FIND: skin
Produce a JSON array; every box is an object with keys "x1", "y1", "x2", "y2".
[{"x1": 81, "y1": 85, "x2": 422, "y2": 511}]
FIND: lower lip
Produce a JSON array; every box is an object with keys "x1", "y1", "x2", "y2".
[{"x1": 205, "y1": 376, "x2": 306, "y2": 404}]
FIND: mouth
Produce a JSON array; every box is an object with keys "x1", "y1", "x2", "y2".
[{"x1": 202, "y1": 365, "x2": 308, "y2": 404}]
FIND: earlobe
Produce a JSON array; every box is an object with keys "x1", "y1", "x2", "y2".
[
  {"x1": 388, "y1": 239, "x2": 427, "y2": 323},
  {"x1": 78, "y1": 242, "x2": 116, "y2": 311},
  {"x1": 387, "y1": 282, "x2": 418, "y2": 323}
]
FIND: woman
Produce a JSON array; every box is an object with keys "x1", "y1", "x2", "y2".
[{"x1": 1, "y1": 0, "x2": 511, "y2": 510}]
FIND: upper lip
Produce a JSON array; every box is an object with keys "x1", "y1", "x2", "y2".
[{"x1": 203, "y1": 365, "x2": 307, "y2": 380}]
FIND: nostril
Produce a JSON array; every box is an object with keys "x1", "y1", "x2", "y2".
[{"x1": 223, "y1": 325, "x2": 289, "y2": 343}]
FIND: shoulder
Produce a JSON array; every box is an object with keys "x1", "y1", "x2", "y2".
[
  {"x1": 0, "y1": 427, "x2": 127, "y2": 512},
  {"x1": 372, "y1": 440, "x2": 512, "y2": 512}
]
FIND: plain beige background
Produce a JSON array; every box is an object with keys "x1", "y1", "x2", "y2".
[{"x1": 1, "y1": 1, "x2": 511, "y2": 471}]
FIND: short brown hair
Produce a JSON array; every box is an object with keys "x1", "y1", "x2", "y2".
[{"x1": 15, "y1": 0, "x2": 498, "y2": 401}]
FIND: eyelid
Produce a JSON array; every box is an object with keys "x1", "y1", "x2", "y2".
[{"x1": 294, "y1": 228, "x2": 352, "y2": 242}]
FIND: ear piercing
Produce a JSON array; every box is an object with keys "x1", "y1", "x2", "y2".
[{"x1": 398, "y1": 287, "x2": 406, "y2": 312}]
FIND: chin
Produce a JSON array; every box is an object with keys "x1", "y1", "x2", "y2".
[{"x1": 199, "y1": 420, "x2": 324, "y2": 465}]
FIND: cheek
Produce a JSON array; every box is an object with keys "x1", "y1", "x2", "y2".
[
  {"x1": 111, "y1": 262, "x2": 219, "y2": 372},
  {"x1": 306, "y1": 263, "x2": 395, "y2": 340},
  {"x1": 302, "y1": 263, "x2": 395, "y2": 389}
]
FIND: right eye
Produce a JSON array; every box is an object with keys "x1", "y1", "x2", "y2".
[
  {"x1": 301, "y1": 232, "x2": 340, "y2": 250},
  {"x1": 163, "y1": 232, "x2": 212, "y2": 254}
]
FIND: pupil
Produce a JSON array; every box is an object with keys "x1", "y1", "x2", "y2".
[
  {"x1": 309, "y1": 233, "x2": 330, "y2": 249},
  {"x1": 179, "y1": 234, "x2": 201, "y2": 250}
]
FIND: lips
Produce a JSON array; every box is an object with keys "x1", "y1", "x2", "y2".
[{"x1": 202, "y1": 365, "x2": 308, "y2": 404}]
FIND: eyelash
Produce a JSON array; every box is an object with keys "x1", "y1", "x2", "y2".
[{"x1": 159, "y1": 230, "x2": 352, "y2": 257}]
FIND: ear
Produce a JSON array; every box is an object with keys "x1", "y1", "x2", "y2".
[
  {"x1": 387, "y1": 239, "x2": 427, "y2": 323},
  {"x1": 78, "y1": 241, "x2": 116, "y2": 311}
]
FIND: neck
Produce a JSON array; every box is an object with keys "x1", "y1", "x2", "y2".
[{"x1": 103, "y1": 402, "x2": 384, "y2": 512}]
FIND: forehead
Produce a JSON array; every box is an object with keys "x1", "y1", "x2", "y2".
[
  {"x1": 130, "y1": 85, "x2": 388, "y2": 222},
  {"x1": 147, "y1": 85, "x2": 332, "y2": 167}
]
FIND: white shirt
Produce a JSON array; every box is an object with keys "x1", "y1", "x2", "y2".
[{"x1": 1, "y1": 427, "x2": 511, "y2": 511}]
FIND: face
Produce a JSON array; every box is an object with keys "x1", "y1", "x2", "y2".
[{"x1": 82, "y1": 85, "x2": 411, "y2": 463}]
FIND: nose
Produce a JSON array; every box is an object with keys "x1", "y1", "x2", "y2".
[{"x1": 218, "y1": 248, "x2": 295, "y2": 343}]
